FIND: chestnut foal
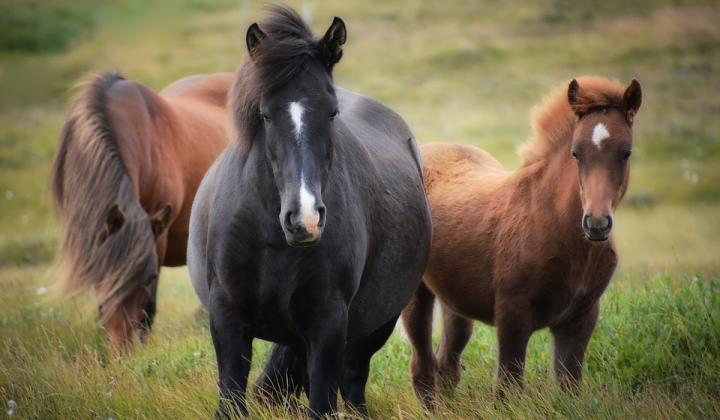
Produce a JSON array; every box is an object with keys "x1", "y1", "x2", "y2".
[{"x1": 402, "y1": 77, "x2": 642, "y2": 406}]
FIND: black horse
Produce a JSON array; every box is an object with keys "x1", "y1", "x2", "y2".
[{"x1": 188, "y1": 6, "x2": 432, "y2": 418}]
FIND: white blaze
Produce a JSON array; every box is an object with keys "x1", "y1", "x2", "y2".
[
  {"x1": 289, "y1": 101, "x2": 304, "y2": 140},
  {"x1": 288, "y1": 101, "x2": 320, "y2": 236},
  {"x1": 591, "y1": 123, "x2": 610, "y2": 149},
  {"x1": 299, "y1": 174, "x2": 319, "y2": 234}
]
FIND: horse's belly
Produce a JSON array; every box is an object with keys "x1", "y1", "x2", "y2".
[
  {"x1": 219, "y1": 273, "x2": 301, "y2": 341},
  {"x1": 423, "y1": 269, "x2": 496, "y2": 324}
]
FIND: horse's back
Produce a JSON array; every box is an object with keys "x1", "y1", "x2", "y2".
[
  {"x1": 103, "y1": 73, "x2": 232, "y2": 147},
  {"x1": 337, "y1": 88, "x2": 414, "y2": 151},
  {"x1": 422, "y1": 142, "x2": 506, "y2": 189},
  {"x1": 160, "y1": 72, "x2": 234, "y2": 109}
]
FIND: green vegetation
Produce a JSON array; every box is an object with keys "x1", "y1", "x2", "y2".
[
  {"x1": 2, "y1": 270, "x2": 718, "y2": 418},
  {"x1": 1, "y1": 0, "x2": 718, "y2": 418}
]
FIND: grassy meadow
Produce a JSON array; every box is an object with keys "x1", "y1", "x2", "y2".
[{"x1": 1, "y1": 0, "x2": 719, "y2": 418}]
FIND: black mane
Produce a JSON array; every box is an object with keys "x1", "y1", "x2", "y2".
[{"x1": 230, "y1": 5, "x2": 329, "y2": 145}]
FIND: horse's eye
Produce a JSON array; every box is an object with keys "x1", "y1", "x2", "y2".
[
  {"x1": 260, "y1": 112, "x2": 271, "y2": 122},
  {"x1": 571, "y1": 150, "x2": 579, "y2": 160},
  {"x1": 329, "y1": 109, "x2": 339, "y2": 120},
  {"x1": 622, "y1": 150, "x2": 632, "y2": 161}
]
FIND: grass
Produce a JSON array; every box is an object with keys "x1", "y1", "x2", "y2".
[
  {"x1": 1, "y1": 269, "x2": 718, "y2": 418},
  {"x1": 0, "y1": 0, "x2": 719, "y2": 418}
]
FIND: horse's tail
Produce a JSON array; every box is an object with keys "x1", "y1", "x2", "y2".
[{"x1": 50, "y1": 72, "x2": 156, "y2": 322}]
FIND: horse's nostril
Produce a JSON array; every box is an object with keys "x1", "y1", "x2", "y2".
[
  {"x1": 284, "y1": 211, "x2": 298, "y2": 232},
  {"x1": 604, "y1": 216, "x2": 613, "y2": 232},
  {"x1": 583, "y1": 214, "x2": 613, "y2": 239},
  {"x1": 317, "y1": 205, "x2": 326, "y2": 227},
  {"x1": 592, "y1": 216, "x2": 610, "y2": 230}
]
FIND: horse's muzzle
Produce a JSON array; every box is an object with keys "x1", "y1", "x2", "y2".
[
  {"x1": 282, "y1": 205, "x2": 326, "y2": 247},
  {"x1": 583, "y1": 214, "x2": 612, "y2": 241}
]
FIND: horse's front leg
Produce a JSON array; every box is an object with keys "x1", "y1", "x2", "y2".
[
  {"x1": 305, "y1": 302, "x2": 348, "y2": 419},
  {"x1": 210, "y1": 302, "x2": 253, "y2": 419},
  {"x1": 551, "y1": 302, "x2": 599, "y2": 390}
]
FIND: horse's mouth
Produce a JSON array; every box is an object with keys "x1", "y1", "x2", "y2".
[
  {"x1": 584, "y1": 231, "x2": 610, "y2": 242},
  {"x1": 286, "y1": 235, "x2": 322, "y2": 247}
]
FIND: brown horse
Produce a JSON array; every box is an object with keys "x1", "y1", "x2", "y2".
[
  {"x1": 51, "y1": 72, "x2": 232, "y2": 351},
  {"x1": 402, "y1": 77, "x2": 642, "y2": 406}
]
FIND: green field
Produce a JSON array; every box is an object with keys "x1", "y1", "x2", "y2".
[{"x1": 1, "y1": 0, "x2": 719, "y2": 418}]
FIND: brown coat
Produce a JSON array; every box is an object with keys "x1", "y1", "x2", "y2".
[{"x1": 402, "y1": 76, "x2": 642, "y2": 406}]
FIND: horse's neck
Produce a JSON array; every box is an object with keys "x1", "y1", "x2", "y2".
[
  {"x1": 517, "y1": 150, "x2": 585, "y2": 239},
  {"x1": 120, "y1": 109, "x2": 174, "y2": 207}
]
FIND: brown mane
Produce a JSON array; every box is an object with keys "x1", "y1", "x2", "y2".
[
  {"x1": 518, "y1": 76, "x2": 627, "y2": 166},
  {"x1": 51, "y1": 72, "x2": 156, "y2": 323}
]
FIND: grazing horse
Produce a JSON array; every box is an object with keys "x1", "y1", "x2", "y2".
[
  {"x1": 402, "y1": 77, "x2": 642, "y2": 406},
  {"x1": 187, "y1": 6, "x2": 431, "y2": 418},
  {"x1": 51, "y1": 72, "x2": 232, "y2": 351}
]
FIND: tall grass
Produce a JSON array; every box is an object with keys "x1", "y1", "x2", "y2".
[{"x1": 1, "y1": 268, "x2": 718, "y2": 418}]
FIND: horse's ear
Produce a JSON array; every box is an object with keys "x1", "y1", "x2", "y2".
[
  {"x1": 320, "y1": 17, "x2": 346, "y2": 69},
  {"x1": 567, "y1": 79, "x2": 581, "y2": 115},
  {"x1": 150, "y1": 204, "x2": 172, "y2": 239},
  {"x1": 104, "y1": 204, "x2": 125, "y2": 239},
  {"x1": 246, "y1": 23, "x2": 267, "y2": 59},
  {"x1": 623, "y1": 79, "x2": 642, "y2": 125}
]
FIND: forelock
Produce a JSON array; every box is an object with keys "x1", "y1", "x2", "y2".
[{"x1": 230, "y1": 5, "x2": 331, "y2": 145}]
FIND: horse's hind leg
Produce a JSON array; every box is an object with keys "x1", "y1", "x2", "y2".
[
  {"x1": 400, "y1": 282, "x2": 438, "y2": 409},
  {"x1": 551, "y1": 303, "x2": 599, "y2": 390},
  {"x1": 436, "y1": 305, "x2": 473, "y2": 391},
  {"x1": 341, "y1": 315, "x2": 399, "y2": 417},
  {"x1": 254, "y1": 344, "x2": 307, "y2": 407}
]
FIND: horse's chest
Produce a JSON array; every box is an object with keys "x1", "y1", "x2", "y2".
[
  {"x1": 218, "y1": 242, "x2": 349, "y2": 333},
  {"x1": 531, "y1": 250, "x2": 616, "y2": 328}
]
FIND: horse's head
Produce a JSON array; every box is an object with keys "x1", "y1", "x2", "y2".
[
  {"x1": 243, "y1": 14, "x2": 346, "y2": 247},
  {"x1": 97, "y1": 203, "x2": 172, "y2": 351},
  {"x1": 568, "y1": 79, "x2": 642, "y2": 242}
]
